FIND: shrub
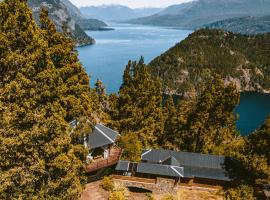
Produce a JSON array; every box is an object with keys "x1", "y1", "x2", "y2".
[
  {"x1": 162, "y1": 194, "x2": 177, "y2": 200},
  {"x1": 100, "y1": 176, "x2": 114, "y2": 191},
  {"x1": 108, "y1": 191, "x2": 125, "y2": 200},
  {"x1": 225, "y1": 185, "x2": 254, "y2": 200},
  {"x1": 146, "y1": 193, "x2": 155, "y2": 200}
]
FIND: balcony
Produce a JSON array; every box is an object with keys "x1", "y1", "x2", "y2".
[{"x1": 85, "y1": 146, "x2": 122, "y2": 173}]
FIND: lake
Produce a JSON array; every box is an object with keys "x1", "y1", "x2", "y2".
[
  {"x1": 77, "y1": 23, "x2": 270, "y2": 135},
  {"x1": 77, "y1": 23, "x2": 192, "y2": 93}
]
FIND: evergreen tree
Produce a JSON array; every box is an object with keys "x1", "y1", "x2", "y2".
[
  {"x1": 119, "y1": 132, "x2": 143, "y2": 162},
  {"x1": 112, "y1": 57, "x2": 164, "y2": 148},
  {"x1": 0, "y1": 2, "x2": 95, "y2": 199},
  {"x1": 162, "y1": 96, "x2": 179, "y2": 149},
  {"x1": 95, "y1": 79, "x2": 109, "y2": 111},
  {"x1": 180, "y1": 75, "x2": 240, "y2": 153}
]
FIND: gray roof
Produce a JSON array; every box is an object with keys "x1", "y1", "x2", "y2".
[
  {"x1": 142, "y1": 149, "x2": 226, "y2": 170},
  {"x1": 116, "y1": 161, "x2": 130, "y2": 171},
  {"x1": 140, "y1": 149, "x2": 231, "y2": 181},
  {"x1": 137, "y1": 162, "x2": 184, "y2": 178},
  {"x1": 88, "y1": 124, "x2": 119, "y2": 149}
]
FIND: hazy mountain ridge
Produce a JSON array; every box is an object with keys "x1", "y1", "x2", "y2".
[
  {"x1": 28, "y1": 0, "x2": 95, "y2": 46},
  {"x1": 149, "y1": 29, "x2": 270, "y2": 97},
  {"x1": 79, "y1": 5, "x2": 162, "y2": 22},
  {"x1": 60, "y1": 0, "x2": 109, "y2": 31},
  {"x1": 127, "y1": 0, "x2": 270, "y2": 29},
  {"x1": 204, "y1": 15, "x2": 270, "y2": 35}
]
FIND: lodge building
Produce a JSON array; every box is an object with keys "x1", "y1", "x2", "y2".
[{"x1": 115, "y1": 149, "x2": 233, "y2": 186}]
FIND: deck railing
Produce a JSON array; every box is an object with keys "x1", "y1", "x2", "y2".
[{"x1": 85, "y1": 146, "x2": 122, "y2": 173}]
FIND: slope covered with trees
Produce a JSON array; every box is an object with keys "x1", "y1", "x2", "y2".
[
  {"x1": 110, "y1": 57, "x2": 269, "y2": 198},
  {"x1": 127, "y1": 0, "x2": 270, "y2": 29},
  {"x1": 0, "y1": 0, "x2": 105, "y2": 198},
  {"x1": 204, "y1": 15, "x2": 270, "y2": 35},
  {"x1": 149, "y1": 29, "x2": 270, "y2": 97}
]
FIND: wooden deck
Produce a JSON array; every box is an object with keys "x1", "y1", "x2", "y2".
[{"x1": 85, "y1": 147, "x2": 122, "y2": 173}]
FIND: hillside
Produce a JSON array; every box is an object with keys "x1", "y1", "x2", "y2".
[
  {"x1": 127, "y1": 0, "x2": 270, "y2": 29},
  {"x1": 204, "y1": 15, "x2": 270, "y2": 35},
  {"x1": 60, "y1": 0, "x2": 109, "y2": 31},
  {"x1": 80, "y1": 5, "x2": 162, "y2": 22},
  {"x1": 28, "y1": 0, "x2": 95, "y2": 46},
  {"x1": 148, "y1": 29, "x2": 270, "y2": 97}
]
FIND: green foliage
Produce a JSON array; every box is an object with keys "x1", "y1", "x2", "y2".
[
  {"x1": 162, "y1": 95, "x2": 179, "y2": 149},
  {"x1": 170, "y1": 75, "x2": 240, "y2": 153},
  {"x1": 119, "y1": 132, "x2": 143, "y2": 162},
  {"x1": 146, "y1": 193, "x2": 155, "y2": 200},
  {"x1": 0, "y1": 1, "x2": 98, "y2": 199},
  {"x1": 162, "y1": 194, "x2": 177, "y2": 200},
  {"x1": 225, "y1": 185, "x2": 254, "y2": 200},
  {"x1": 149, "y1": 29, "x2": 270, "y2": 95},
  {"x1": 108, "y1": 183, "x2": 130, "y2": 200},
  {"x1": 108, "y1": 191, "x2": 126, "y2": 200},
  {"x1": 111, "y1": 57, "x2": 164, "y2": 148},
  {"x1": 100, "y1": 176, "x2": 114, "y2": 191}
]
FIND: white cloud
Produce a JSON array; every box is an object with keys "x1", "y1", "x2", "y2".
[{"x1": 69, "y1": 0, "x2": 193, "y2": 8}]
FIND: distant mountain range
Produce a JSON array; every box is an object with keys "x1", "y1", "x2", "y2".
[
  {"x1": 127, "y1": 0, "x2": 270, "y2": 30},
  {"x1": 205, "y1": 15, "x2": 270, "y2": 35},
  {"x1": 28, "y1": 0, "x2": 109, "y2": 46},
  {"x1": 79, "y1": 5, "x2": 162, "y2": 22}
]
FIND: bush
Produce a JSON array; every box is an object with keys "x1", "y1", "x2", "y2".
[
  {"x1": 225, "y1": 185, "x2": 254, "y2": 200},
  {"x1": 108, "y1": 191, "x2": 125, "y2": 200},
  {"x1": 100, "y1": 176, "x2": 114, "y2": 191},
  {"x1": 146, "y1": 193, "x2": 155, "y2": 200},
  {"x1": 162, "y1": 194, "x2": 177, "y2": 200},
  {"x1": 113, "y1": 183, "x2": 130, "y2": 198}
]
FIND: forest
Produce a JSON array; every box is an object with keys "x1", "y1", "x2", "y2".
[{"x1": 0, "y1": 0, "x2": 269, "y2": 200}]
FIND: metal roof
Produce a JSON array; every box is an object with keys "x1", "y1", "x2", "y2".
[
  {"x1": 183, "y1": 165, "x2": 230, "y2": 181},
  {"x1": 137, "y1": 162, "x2": 184, "y2": 178},
  {"x1": 140, "y1": 149, "x2": 232, "y2": 181},
  {"x1": 116, "y1": 160, "x2": 130, "y2": 171},
  {"x1": 141, "y1": 149, "x2": 226, "y2": 169},
  {"x1": 88, "y1": 124, "x2": 119, "y2": 149}
]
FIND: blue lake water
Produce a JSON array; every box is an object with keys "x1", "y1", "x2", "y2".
[
  {"x1": 77, "y1": 23, "x2": 192, "y2": 93},
  {"x1": 77, "y1": 23, "x2": 270, "y2": 135}
]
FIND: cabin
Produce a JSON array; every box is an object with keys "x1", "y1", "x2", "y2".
[
  {"x1": 84, "y1": 124, "x2": 122, "y2": 173},
  {"x1": 115, "y1": 149, "x2": 232, "y2": 188},
  {"x1": 86, "y1": 124, "x2": 119, "y2": 161},
  {"x1": 69, "y1": 120, "x2": 122, "y2": 173}
]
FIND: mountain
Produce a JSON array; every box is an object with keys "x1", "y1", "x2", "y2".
[
  {"x1": 79, "y1": 5, "x2": 162, "y2": 22},
  {"x1": 148, "y1": 29, "x2": 270, "y2": 97},
  {"x1": 60, "y1": 0, "x2": 109, "y2": 31},
  {"x1": 204, "y1": 15, "x2": 270, "y2": 35},
  {"x1": 28, "y1": 0, "x2": 94, "y2": 46},
  {"x1": 127, "y1": 0, "x2": 270, "y2": 29}
]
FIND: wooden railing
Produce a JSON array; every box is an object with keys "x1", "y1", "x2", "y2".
[
  {"x1": 85, "y1": 147, "x2": 122, "y2": 173},
  {"x1": 111, "y1": 175, "x2": 156, "y2": 184}
]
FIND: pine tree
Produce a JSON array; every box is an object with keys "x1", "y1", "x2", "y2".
[
  {"x1": 162, "y1": 96, "x2": 179, "y2": 149},
  {"x1": 0, "y1": 2, "x2": 95, "y2": 199},
  {"x1": 112, "y1": 57, "x2": 164, "y2": 148},
  {"x1": 119, "y1": 132, "x2": 143, "y2": 162},
  {"x1": 95, "y1": 79, "x2": 109, "y2": 111},
  {"x1": 180, "y1": 75, "x2": 240, "y2": 153}
]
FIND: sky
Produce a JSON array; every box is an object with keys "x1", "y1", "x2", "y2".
[{"x1": 69, "y1": 0, "x2": 193, "y2": 8}]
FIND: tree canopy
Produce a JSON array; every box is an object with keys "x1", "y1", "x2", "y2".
[{"x1": 0, "y1": 1, "x2": 98, "y2": 199}]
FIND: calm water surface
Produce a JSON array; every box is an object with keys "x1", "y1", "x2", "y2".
[
  {"x1": 77, "y1": 23, "x2": 192, "y2": 93},
  {"x1": 77, "y1": 24, "x2": 270, "y2": 135}
]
